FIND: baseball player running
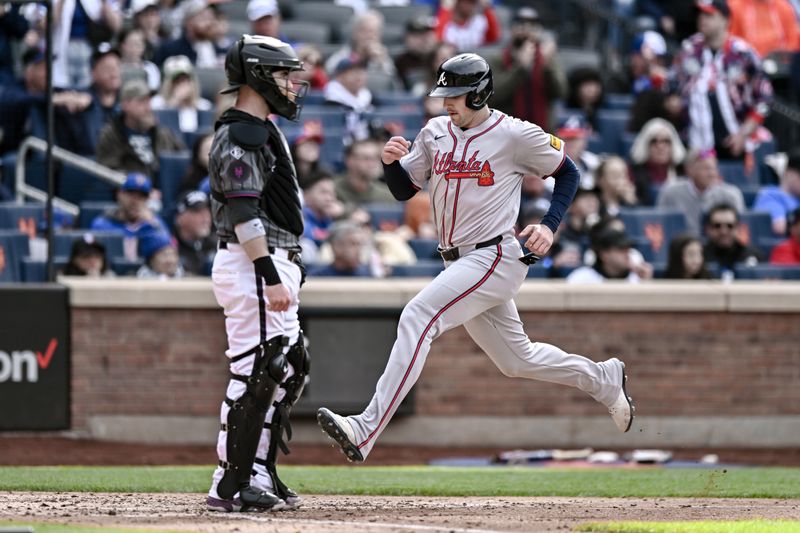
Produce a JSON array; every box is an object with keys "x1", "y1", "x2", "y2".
[
  {"x1": 205, "y1": 35, "x2": 310, "y2": 512},
  {"x1": 318, "y1": 54, "x2": 634, "y2": 462}
]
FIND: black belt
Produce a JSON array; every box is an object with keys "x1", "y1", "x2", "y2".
[
  {"x1": 438, "y1": 235, "x2": 503, "y2": 262},
  {"x1": 218, "y1": 241, "x2": 300, "y2": 262}
]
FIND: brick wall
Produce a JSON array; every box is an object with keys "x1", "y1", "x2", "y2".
[{"x1": 70, "y1": 308, "x2": 800, "y2": 432}]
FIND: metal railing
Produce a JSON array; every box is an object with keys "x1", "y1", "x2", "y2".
[{"x1": 14, "y1": 136, "x2": 126, "y2": 217}]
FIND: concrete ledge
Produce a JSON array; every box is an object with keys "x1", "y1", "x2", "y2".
[
  {"x1": 87, "y1": 415, "x2": 800, "y2": 448},
  {"x1": 61, "y1": 278, "x2": 800, "y2": 312}
]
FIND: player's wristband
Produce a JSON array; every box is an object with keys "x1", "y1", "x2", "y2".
[{"x1": 253, "y1": 256, "x2": 281, "y2": 286}]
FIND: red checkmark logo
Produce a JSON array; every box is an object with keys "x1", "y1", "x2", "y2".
[{"x1": 36, "y1": 338, "x2": 58, "y2": 369}]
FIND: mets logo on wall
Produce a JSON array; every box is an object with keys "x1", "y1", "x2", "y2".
[{"x1": 433, "y1": 150, "x2": 495, "y2": 186}]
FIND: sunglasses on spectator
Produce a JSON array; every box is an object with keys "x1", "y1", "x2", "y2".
[
  {"x1": 650, "y1": 137, "x2": 671, "y2": 145},
  {"x1": 711, "y1": 222, "x2": 736, "y2": 229}
]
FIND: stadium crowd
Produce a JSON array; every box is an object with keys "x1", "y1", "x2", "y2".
[{"x1": 0, "y1": 0, "x2": 798, "y2": 282}]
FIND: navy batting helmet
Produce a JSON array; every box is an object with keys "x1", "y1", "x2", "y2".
[
  {"x1": 221, "y1": 35, "x2": 309, "y2": 121},
  {"x1": 428, "y1": 53, "x2": 494, "y2": 110}
]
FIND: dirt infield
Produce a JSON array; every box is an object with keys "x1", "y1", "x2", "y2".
[{"x1": 2, "y1": 492, "x2": 800, "y2": 533}]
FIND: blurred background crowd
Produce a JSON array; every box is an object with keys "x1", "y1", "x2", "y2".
[{"x1": 0, "y1": 0, "x2": 798, "y2": 282}]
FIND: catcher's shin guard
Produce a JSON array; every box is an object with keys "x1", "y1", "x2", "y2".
[
  {"x1": 217, "y1": 335, "x2": 289, "y2": 500},
  {"x1": 260, "y1": 333, "x2": 309, "y2": 500}
]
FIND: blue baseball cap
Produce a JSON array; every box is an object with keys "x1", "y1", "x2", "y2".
[
  {"x1": 121, "y1": 172, "x2": 152, "y2": 195},
  {"x1": 138, "y1": 231, "x2": 174, "y2": 261}
]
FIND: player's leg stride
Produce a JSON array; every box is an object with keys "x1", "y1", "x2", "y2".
[
  {"x1": 317, "y1": 408, "x2": 364, "y2": 462},
  {"x1": 607, "y1": 360, "x2": 635, "y2": 432}
]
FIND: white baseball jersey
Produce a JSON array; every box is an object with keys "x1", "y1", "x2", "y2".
[
  {"x1": 336, "y1": 110, "x2": 628, "y2": 461},
  {"x1": 400, "y1": 111, "x2": 565, "y2": 248}
]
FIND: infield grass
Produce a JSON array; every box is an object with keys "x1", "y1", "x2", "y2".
[
  {"x1": 579, "y1": 520, "x2": 800, "y2": 532},
  {"x1": 0, "y1": 466, "x2": 799, "y2": 498}
]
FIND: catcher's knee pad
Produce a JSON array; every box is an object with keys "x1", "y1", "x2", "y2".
[{"x1": 217, "y1": 335, "x2": 289, "y2": 499}]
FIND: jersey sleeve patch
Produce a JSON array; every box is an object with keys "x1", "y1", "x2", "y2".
[
  {"x1": 549, "y1": 134, "x2": 563, "y2": 151},
  {"x1": 225, "y1": 160, "x2": 252, "y2": 182}
]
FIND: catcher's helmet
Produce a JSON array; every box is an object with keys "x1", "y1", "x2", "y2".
[
  {"x1": 428, "y1": 53, "x2": 494, "y2": 110},
  {"x1": 221, "y1": 34, "x2": 309, "y2": 121}
]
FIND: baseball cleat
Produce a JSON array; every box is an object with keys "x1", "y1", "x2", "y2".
[
  {"x1": 206, "y1": 496, "x2": 242, "y2": 512},
  {"x1": 317, "y1": 407, "x2": 364, "y2": 462},
  {"x1": 608, "y1": 361, "x2": 635, "y2": 433},
  {"x1": 234, "y1": 486, "x2": 286, "y2": 512}
]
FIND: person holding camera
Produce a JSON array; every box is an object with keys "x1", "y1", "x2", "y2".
[{"x1": 487, "y1": 7, "x2": 566, "y2": 131}]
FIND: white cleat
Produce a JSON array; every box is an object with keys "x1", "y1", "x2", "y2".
[
  {"x1": 317, "y1": 407, "x2": 364, "y2": 462},
  {"x1": 608, "y1": 361, "x2": 635, "y2": 433}
]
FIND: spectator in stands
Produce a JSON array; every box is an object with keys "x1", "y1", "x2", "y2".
[
  {"x1": 90, "y1": 172, "x2": 170, "y2": 258},
  {"x1": 302, "y1": 171, "x2": 344, "y2": 246},
  {"x1": 421, "y1": 43, "x2": 459, "y2": 118},
  {"x1": 291, "y1": 121, "x2": 327, "y2": 187},
  {"x1": 130, "y1": 0, "x2": 166, "y2": 61},
  {"x1": 151, "y1": 54, "x2": 213, "y2": 134},
  {"x1": 153, "y1": 0, "x2": 220, "y2": 68},
  {"x1": 334, "y1": 138, "x2": 395, "y2": 209},
  {"x1": 520, "y1": 173, "x2": 553, "y2": 220},
  {"x1": 247, "y1": 0, "x2": 281, "y2": 39},
  {"x1": 0, "y1": 3, "x2": 29, "y2": 84},
  {"x1": 325, "y1": 9, "x2": 399, "y2": 89},
  {"x1": 0, "y1": 47, "x2": 91, "y2": 156},
  {"x1": 56, "y1": 42, "x2": 122, "y2": 156},
  {"x1": 657, "y1": 148, "x2": 745, "y2": 235},
  {"x1": 567, "y1": 228, "x2": 645, "y2": 283},
  {"x1": 770, "y1": 207, "x2": 800, "y2": 264},
  {"x1": 136, "y1": 230, "x2": 184, "y2": 279},
  {"x1": 180, "y1": 132, "x2": 213, "y2": 192},
  {"x1": 595, "y1": 156, "x2": 639, "y2": 217},
  {"x1": 566, "y1": 67, "x2": 605, "y2": 131},
  {"x1": 629, "y1": 118, "x2": 686, "y2": 206},
  {"x1": 118, "y1": 26, "x2": 161, "y2": 92},
  {"x1": 309, "y1": 220, "x2": 374, "y2": 277},
  {"x1": 669, "y1": 0, "x2": 773, "y2": 160},
  {"x1": 753, "y1": 150, "x2": 800, "y2": 235},
  {"x1": 702, "y1": 202, "x2": 763, "y2": 270},
  {"x1": 324, "y1": 57, "x2": 374, "y2": 145},
  {"x1": 729, "y1": 0, "x2": 799, "y2": 58},
  {"x1": 488, "y1": 7, "x2": 566, "y2": 131},
  {"x1": 61, "y1": 235, "x2": 113, "y2": 277},
  {"x1": 292, "y1": 45, "x2": 328, "y2": 91},
  {"x1": 637, "y1": 0, "x2": 702, "y2": 44},
  {"x1": 96, "y1": 78, "x2": 185, "y2": 180},
  {"x1": 173, "y1": 189, "x2": 215, "y2": 275},
  {"x1": 28, "y1": 0, "x2": 124, "y2": 89},
  {"x1": 549, "y1": 188, "x2": 601, "y2": 275},
  {"x1": 664, "y1": 233, "x2": 713, "y2": 278},
  {"x1": 557, "y1": 114, "x2": 600, "y2": 190},
  {"x1": 394, "y1": 15, "x2": 438, "y2": 94},
  {"x1": 628, "y1": 31, "x2": 669, "y2": 96},
  {"x1": 436, "y1": 0, "x2": 501, "y2": 52}
]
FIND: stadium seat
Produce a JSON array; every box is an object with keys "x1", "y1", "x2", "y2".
[
  {"x1": 53, "y1": 231, "x2": 124, "y2": 258},
  {"x1": 390, "y1": 260, "x2": 444, "y2": 277},
  {"x1": 195, "y1": 67, "x2": 228, "y2": 101},
  {"x1": 317, "y1": 129, "x2": 346, "y2": 172},
  {"x1": 0, "y1": 230, "x2": 30, "y2": 282},
  {"x1": 302, "y1": 90, "x2": 326, "y2": 106},
  {"x1": 281, "y1": 20, "x2": 332, "y2": 45},
  {"x1": 282, "y1": 107, "x2": 346, "y2": 129},
  {"x1": 382, "y1": 23, "x2": 406, "y2": 45},
  {"x1": 79, "y1": 201, "x2": 116, "y2": 228},
  {"x1": 154, "y1": 109, "x2": 181, "y2": 139},
  {"x1": 738, "y1": 211, "x2": 773, "y2": 247},
  {"x1": 618, "y1": 208, "x2": 688, "y2": 263},
  {"x1": 291, "y1": 2, "x2": 354, "y2": 42},
  {"x1": 525, "y1": 263, "x2": 551, "y2": 278},
  {"x1": 375, "y1": 4, "x2": 432, "y2": 27},
  {"x1": 111, "y1": 256, "x2": 144, "y2": 276},
  {"x1": 558, "y1": 47, "x2": 601, "y2": 73},
  {"x1": 364, "y1": 203, "x2": 405, "y2": 232},
  {"x1": 408, "y1": 238, "x2": 439, "y2": 260},
  {"x1": 603, "y1": 93, "x2": 635, "y2": 111},
  {"x1": 21, "y1": 256, "x2": 69, "y2": 282},
  {"x1": 734, "y1": 264, "x2": 800, "y2": 280},
  {"x1": 595, "y1": 109, "x2": 629, "y2": 154},
  {"x1": 58, "y1": 164, "x2": 116, "y2": 204},
  {"x1": 158, "y1": 151, "x2": 192, "y2": 220},
  {"x1": 718, "y1": 160, "x2": 760, "y2": 187},
  {"x1": 0, "y1": 202, "x2": 44, "y2": 236},
  {"x1": 373, "y1": 93, "x2": 424, "y2": 108},
  {"x1": 740, "y1": 185, "x2": 760, "y2": 209}
]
